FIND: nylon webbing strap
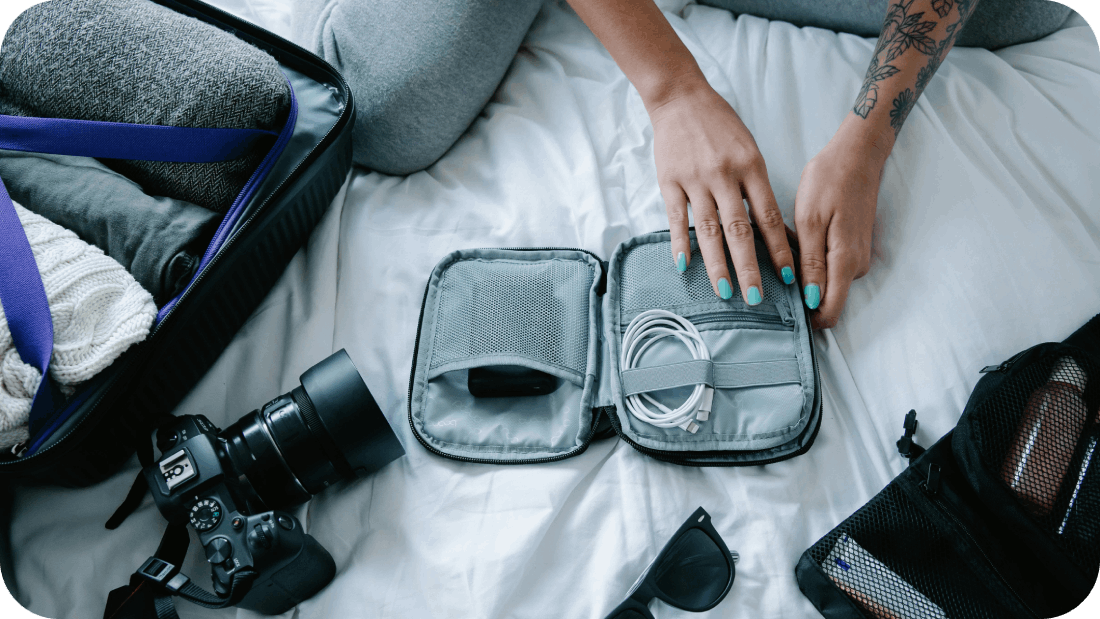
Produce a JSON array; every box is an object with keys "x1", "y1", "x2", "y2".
[
  {"x1": 0, "y1": 114, "x2": 277, "y2": 162},
  {"x1": 0, "y1": 176, "x2": 54, "y2": 438},
  {"x1": 620, "y1": 359, "x2": 802, "y2": 396},
  {"x1": 111, "y1": 523, "x2": 258, "y2": 618},
  {"x1": 0, "y1": 115, "x2": 276, "y2": 439},
  {"x1": 153, "y1": 595, "x2": 180, "y2": 619},
  {"x1": 175, "y1": 571, "x2": 257, "y2": 609}
]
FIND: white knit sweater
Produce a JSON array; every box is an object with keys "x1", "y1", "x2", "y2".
[{"x1": 0, "y1": 202, "x2": 157, "y2": 450}]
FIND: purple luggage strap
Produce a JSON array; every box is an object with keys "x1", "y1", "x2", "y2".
[{"x1": 0, "y1": 80, "x2": 298, "y2": 452}]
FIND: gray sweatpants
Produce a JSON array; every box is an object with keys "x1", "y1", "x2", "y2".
[{"x1": 291, "y1": 0, "x2": 1072, "y2": 176}]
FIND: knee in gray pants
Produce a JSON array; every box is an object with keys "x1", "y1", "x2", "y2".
[{"x1": 292, "y1": 0, "x2": 544, "y2": 175}]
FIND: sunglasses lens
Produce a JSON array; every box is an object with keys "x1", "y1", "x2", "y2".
[
  {"x1": 612, "y1": 612, "x2": 649, "y2": 619},
  {"x1": 653, "y1": 528, "x2": 730, "y2": 610}
]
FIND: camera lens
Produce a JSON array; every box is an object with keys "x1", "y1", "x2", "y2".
[{"x1": 220, "y1": 350, "x2": 405, "y2": 509}]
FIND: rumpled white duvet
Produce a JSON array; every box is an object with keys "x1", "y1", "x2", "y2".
[{"x1": 4, "y1": 1, "x2": 1100, "y2": 617}]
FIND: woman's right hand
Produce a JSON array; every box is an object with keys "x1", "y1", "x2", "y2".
[
  {"x1": 650, "y1": 81, "x2": 796, "y2": 302},
  {"x1": 563, "y1": 0, "x2": 793, "y2": 299}
]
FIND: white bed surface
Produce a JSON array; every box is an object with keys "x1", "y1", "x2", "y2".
[{"x1": 4, "y1": 1, "x2": 1100, "y2": 617}]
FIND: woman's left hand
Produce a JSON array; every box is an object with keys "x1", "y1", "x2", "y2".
[{"x1": 793, "y1": 114, "x2": 893, "y2": 329}]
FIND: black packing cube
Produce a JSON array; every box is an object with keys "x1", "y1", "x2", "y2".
[{"x1": 795, "y1": 314, "x2": 1100, "y2": 618}]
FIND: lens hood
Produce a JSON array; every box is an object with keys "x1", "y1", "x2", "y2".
[{"x1": 299, "y1": 349, "x2": 405, "y2": 477}]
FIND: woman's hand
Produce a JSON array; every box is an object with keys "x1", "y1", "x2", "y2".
[
  {"x1": 794, "y1": 114, "x2": 893, "y2": 328},
  {"x1": 564, "y1": 0, "x2": 793, "y2": 299},
  {"x1": 651, "y1": 82, "x2": 796, "y2": 302}
]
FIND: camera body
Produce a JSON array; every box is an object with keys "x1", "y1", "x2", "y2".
[
  {"x1": 145, "y1": 414, "x2": 336, "y2": 615},
  {"x1": 141, "y1": 350, "x2": 405, "y2": 615}
]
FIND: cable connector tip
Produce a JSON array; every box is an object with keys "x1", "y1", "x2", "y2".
[{"x1": 700, "y1": 387, "x2": 714, "y2": 413}]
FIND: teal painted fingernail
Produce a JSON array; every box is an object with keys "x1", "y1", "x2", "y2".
[
  {"x1": 676, "y1": 252, "x2": 687, "y2": 272},
  {"x1": 746, "y1": 286, "x2": 762, "y2": 306},
  {"x1": 718, "y1": 278, "x2": 733, "y2": 300},
  {"x1": 781, "y1": 266, "x2": 794, "y2": 285},
  {"x1": 804, "y1": 284, "x2": 820, "y2": 310}
]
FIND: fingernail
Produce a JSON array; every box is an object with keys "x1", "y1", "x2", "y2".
[
  {"x1": 676, "y1": 252, "x2": 687, "y2": 272},
  {"x1": 781, "y1": 266, "x2": 794, "y2": 285},
  {"x1": 804, "y1": 284, "x2": 820, "y2": 310},
  {"x1": 746, "y1": 286, "x2": 762, "y2": 306},
  {"x1": 718, "y1": 278, "x2": 733, "y2": 300}
]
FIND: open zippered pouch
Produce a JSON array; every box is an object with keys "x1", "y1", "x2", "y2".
[
  {"x1": 408, "y1": 229, "x2": 822, "y2": 466},
  {"x1": 0, "y1": 0, "x2": 353, "y2": 486},
  {"x1": 795, "y1": 315, "x2": 1100, "y2": 619}
]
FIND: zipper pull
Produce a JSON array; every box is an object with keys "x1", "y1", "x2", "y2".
[
  {"x1": 11, "y1": 440, "x2": 29, "y2": 458},
  {"x1": 980, "y1": 349, "x2": 1028, "y2": 373},
  {"x1": 896, "y1": 409, "x2": 925, "y2": 461},
  {"x1": 922, "y1": 463, "x2": 942, "y2": 497}
]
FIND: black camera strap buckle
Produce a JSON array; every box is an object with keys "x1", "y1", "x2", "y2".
[{"x1": 137, "y1": 557, "x2": 190, "y2": 592}]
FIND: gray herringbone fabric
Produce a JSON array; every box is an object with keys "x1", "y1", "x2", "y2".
[{"x1": 0, "y1": 0, "x2": 290, "y2": 212}]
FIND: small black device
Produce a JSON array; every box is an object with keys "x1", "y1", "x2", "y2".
[
  {"x1": 138, "y1": 349, "x2": 405, "y2": 615},
  {"x1": 467, "y1": 365, "x2": 560, "y2": 398},
  {"x1": 603, "y1": 507, "x2": 737, "y2": 619}
]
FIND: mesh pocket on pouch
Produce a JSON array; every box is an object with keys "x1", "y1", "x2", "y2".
[
  {"x1": 618, "y1": 239, "x2": 785, "y2": 315},
  {"x1": 808, "y1": 484, "x2": 1018, "y2": 619},
  {"x1": 429, "y1": 258, "x2": 593, "y2": 376},
  {"x1": 967, "y1": 352, "x2": 1100, "y2": 569}
]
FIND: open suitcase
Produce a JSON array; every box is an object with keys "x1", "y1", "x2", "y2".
[{"x1": 0, "y1": 0, "x2": 355, "y2": 487}]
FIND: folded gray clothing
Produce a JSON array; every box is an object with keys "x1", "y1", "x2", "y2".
[
  {"x1": 0, "y1": 0, "x2": 290, "y2": 212},
  {"x1": 0, "y1": 150, "x2": 220, "y2": 304}
]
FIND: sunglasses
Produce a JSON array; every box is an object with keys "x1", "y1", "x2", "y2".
[{"x1": 603, "y1": 507, "x2": 737, "y2": 619}]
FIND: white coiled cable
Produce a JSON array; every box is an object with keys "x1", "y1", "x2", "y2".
[{"x1": 620, "y1": 309, "x2": 713, "y2": 433}]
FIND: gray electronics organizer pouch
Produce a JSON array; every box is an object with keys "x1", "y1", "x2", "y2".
[{"x1": 408, "y1": 230, "x2": 822, "y2": 466}]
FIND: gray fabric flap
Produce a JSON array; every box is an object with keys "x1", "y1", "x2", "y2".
[{"x1": 620, "y1": 358, "x2": 801, "y2": 396}]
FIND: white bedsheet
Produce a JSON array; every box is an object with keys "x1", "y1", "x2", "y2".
[{"x1": 3, "y1": 1, "x2": 1100, "y2": 617}]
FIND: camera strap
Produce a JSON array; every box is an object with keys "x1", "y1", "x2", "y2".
[
  {"x1": 103, "y1": 522, "x2": 258, "y2": 619},
  {"x1": 105, "y1": 414, "x2": 178, "y2": 530}
]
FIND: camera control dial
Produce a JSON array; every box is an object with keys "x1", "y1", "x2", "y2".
[
  {"x1": 205, "y1": 537, "x2": 233, "y2": 564},
  {"x1": 248, "y1": 521, "x2": 276, "y2": 551},
  {"x1": 189, "y1": 499, "x2": 223, "y2": 531}
]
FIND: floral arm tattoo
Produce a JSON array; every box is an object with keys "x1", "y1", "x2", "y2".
[{"x1": 853, "y1": 0, "x2": 980, "y2": 135}]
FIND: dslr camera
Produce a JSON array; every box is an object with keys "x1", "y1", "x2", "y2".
[{"x1": 140, "y1": 350, "x2": 404, "y2": 614}]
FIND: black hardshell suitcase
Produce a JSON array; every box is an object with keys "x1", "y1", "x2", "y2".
[{"x1": 0, "y1": 0, "x2": 355, "y2": 486}]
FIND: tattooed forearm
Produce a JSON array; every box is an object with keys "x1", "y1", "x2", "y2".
[
  {"x1": 853, "y1": 0, "x2": 980, "y2": 136},
  {"x1": 853, "y1": 0, "x2": 937, "y2": 120}
]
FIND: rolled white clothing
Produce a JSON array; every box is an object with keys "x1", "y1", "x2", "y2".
[{"x1": 0, "y1": 202, "x2": 156, "y2": 450}]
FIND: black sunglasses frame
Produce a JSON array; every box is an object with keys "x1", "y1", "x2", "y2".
[{"x1": 603, "y1": 507, "x2": 736, "y2": 619}]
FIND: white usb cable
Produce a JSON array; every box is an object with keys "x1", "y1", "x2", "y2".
[{"x1": 620, "y1": 309, "x2": 713, "y2": 433}]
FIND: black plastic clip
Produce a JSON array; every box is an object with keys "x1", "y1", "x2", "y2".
[
  {"x1": 896, "y1": 409, "x2": 925, "y2": 461},
  {"x1": 137, "y1": 557, "x2": 189, "y2": 592},
  {"x1": 137, "y1": 558, "x2": 177, "y2": 585}
]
